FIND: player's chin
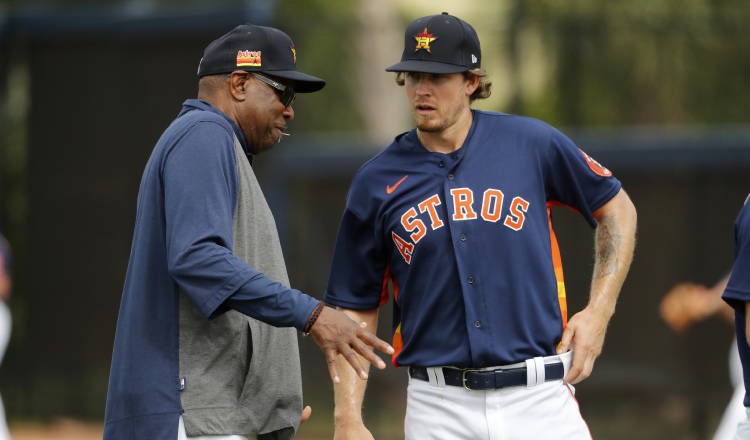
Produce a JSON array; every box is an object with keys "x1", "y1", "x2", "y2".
[{"x1": 416, "y1": 120, "x2": 442, "y2": 133}]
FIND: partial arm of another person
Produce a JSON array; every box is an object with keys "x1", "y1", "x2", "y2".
[
  {"x1": 660, "y1": 274, "x2": 732, "y2": 332},
  {"x1": 328, "y1": 307, "x2": 380, "y2": 440},
  {"x1": 0, "y1": 246, "x2": 9, "y2": 301},
  {"x1": 557, "y1": 188, "x2": 637, "y2": 384},
  {"x1": 0, "y1": 269, "x2": 9, "y2": 302}
]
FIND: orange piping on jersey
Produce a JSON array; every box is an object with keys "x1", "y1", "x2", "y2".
[
  {"x1": 379, "y1": 259, "x2": 403, "y2": 366},
  {"x1": 391, "y1": 323, "x2": 404, "y2": 367},
  {"x1": 548, "y1": 199, "x2": 581, "y2": 215},
  {"x1": 547, "y1": 203, "x2": 568, "y2": 335},
  {"x1": 391, "y1": 277, "x2": 400, "y2": 307},
  {"x1": 390, "y1": 277, "x2": 402, "y2": 366}
]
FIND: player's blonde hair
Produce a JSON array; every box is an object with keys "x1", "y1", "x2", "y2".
[{"x1": 394, "y1": 69, "x2": 492, "y2": 102}]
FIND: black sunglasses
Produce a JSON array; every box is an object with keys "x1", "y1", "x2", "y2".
[{"x1": 250, "y1": 73, "x2": 296, "y2": 108}]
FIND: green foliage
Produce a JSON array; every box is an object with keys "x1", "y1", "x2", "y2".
[
  {"x1": 276, "y1": 0, "x2": 365, "y2": 133},
  {"x1": 521, "y1": 0, "x2": 750, "y2": 126},
  {"x1": 271, "y1": 0, "x2": 750, "y2": 130}
]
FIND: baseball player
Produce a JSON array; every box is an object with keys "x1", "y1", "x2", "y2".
[
  {"x1": 721, "y1": 193, "x2": 750, "y2": 438},
  {"x1": 324, "y1": 12, "x2": 637, "y2": 440}
]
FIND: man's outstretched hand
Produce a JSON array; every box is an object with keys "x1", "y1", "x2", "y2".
[{"x1": 307, "y1": 307, "x2": 394, "y2": 383}]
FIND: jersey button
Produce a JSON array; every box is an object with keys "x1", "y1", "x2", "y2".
[
  {"x1": 474, "y1": 320, "x2": 481, "y2": 328},
  {"x1": 460, "y1": 233, "x2": 467, "y2": 241},
  {"x1": 448, "y1": 173, "x2": 455, "y2": 180},
  {"x1": 467, "y1": 276, "x2": 474, "y2": 284},
  {"x1": 438, "y1": 161, "x2": 445, "y2": 167}
]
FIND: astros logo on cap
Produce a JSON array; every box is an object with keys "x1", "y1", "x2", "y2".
[
  {"x1": 290, "y1": 45, "x2": 297, "y2": 63},
  {"x1": 237, "y1": 50, "x2": 261, "y2": 67},
  {"x1": 414, "y1": 28, "x2": 438, "y2": 53}
]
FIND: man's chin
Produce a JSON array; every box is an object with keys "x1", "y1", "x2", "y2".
[
  {"x1": 416, "y1": 121, "x2": 442, "y2": 133},
  {"x1": 247, "y1": 142, "x2": 275, "y2": 155}
]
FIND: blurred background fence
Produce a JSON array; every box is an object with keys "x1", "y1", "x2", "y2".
[{"x1": 1, "y1": 1, "x2": 750, "y2": 439}]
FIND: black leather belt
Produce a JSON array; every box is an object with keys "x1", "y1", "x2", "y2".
[{"x1": 409, "y1": 363, "x2": 565, "y2": 391}]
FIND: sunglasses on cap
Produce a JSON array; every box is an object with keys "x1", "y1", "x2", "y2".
[{"x1": 250, "y1": 73, "x2": 296, "y2": 108}]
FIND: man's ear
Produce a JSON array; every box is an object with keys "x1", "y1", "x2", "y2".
[
  {"x1": 229, "y1": 71, "x2": 249, "y2": 101},
  {"x1": 466, "y1": 73, "x2": 481, "y2": 96}
]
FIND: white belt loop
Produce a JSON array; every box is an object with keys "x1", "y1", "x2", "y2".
[
  {"x1": 426, "y1": 366, "x2": 447, "y2": 389},
  {"x1": 534, "y1": 357, "x2": 546, "y2": 385},
  {"x1": 525, "y1": 357, "x2": 546, "y2": 388},
  {"x1": 524, "y1": 359, "x2": 535, "y2": 388}
]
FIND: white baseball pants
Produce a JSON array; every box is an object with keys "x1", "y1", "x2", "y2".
[
  {"x1": 734, "y1": 408, "x2": 750, "y2": 440},
  {"x1": 404, "y1": 351, "x2": 591, "y2": 440},
  {"x1": 0, "y1": 302, "x2": 11, "y2": 440},
  {"x1": 177, "y1": 416, "x2": 255, "y2": 440},
  {"x1": 715, "y1": 339, "x2": 746, "y2": 440}
]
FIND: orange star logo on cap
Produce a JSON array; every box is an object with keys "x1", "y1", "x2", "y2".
[
  {"x1": 414, "y1": 28, "x2": 438, "y2": 53},
  {"x1": 290, "y1": 45, "x2": 297, "y2": 63}
]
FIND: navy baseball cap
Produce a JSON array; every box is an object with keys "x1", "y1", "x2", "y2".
[
  {"x1": 197, "y1": 24, "x2": 326, "y2": 93},
  {"x1": 386, "y1": 12, "x2": 481, "y2": 74}
]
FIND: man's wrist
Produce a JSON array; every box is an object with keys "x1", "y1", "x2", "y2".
[
  {"x1": 334, "y1": 412, "x2": 364, "y2": 425},
  {"x1": 302, "y1": 301, "x2": 325, "y2": 336}
]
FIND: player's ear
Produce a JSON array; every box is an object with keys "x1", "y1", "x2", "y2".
[
  {"x1": 229, "y1": 71, "x2": 249, "y2": 101},
  {"x1": 465, "y1": 72, "x2": 480, "y2": 96}
]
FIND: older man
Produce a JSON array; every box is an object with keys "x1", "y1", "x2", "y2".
[{"x1": 104, "y1": 24, "x2": 392, "y2": 440}]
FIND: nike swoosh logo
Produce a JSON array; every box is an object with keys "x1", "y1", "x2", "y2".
[{"x1": 386, "y1": 175, "x2": 409, "y2": 195}]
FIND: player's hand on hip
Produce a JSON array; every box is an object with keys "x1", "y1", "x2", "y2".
[
  {"x1": 308, "y1": 307, "x2": 394, "y2": 383},
  {"x1": 557, "y1": 306, "x2": 609, "y2": 384},
  {"x1": 334, "y1": 419, "x2": 375, "y2": 440}
]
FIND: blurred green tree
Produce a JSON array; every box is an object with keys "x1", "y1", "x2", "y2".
[{"x1": 502, "y1": 0, "x2": 750, "y2": 126}]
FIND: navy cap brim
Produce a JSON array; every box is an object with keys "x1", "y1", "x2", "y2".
[
  {"x1": 385, "y1": 59, "x2": 471, "y2": 74},
  {"x1": 264, "y1": 69, "x2": 326, "y2": 93}
]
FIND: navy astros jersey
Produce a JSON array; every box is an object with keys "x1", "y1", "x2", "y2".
[
  {"x1": 722, "y1": 193, "x2": 750, "y2": 407},
  {"x1": 325, "y1": 110, "x2": 621, "y2": 369}
]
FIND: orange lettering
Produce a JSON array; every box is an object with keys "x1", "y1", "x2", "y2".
[
  {"x1": 401, "y1": 207, "x2": 427, "y2": 243},
  {"x1": 418, "y1": 195, "x2": 444, "y2": 230},
  {"x1": 450, "y1": 188, "x2": 477, "y2": 220},
  {"x1": 481, "y1": 189, "x2": 504, "y2": 222},
  {"x1": 504, "y1": 197, "x2": 529, "y2": 231},
  {"x1": 392, "y1": 232, "x2": 414, "y2": 264}
]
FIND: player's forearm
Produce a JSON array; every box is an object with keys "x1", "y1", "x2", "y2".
[
  {"x1": 588, "y1": 189, "x2": 637, "y2": 317},
  {"x1": 333, "y1": 353, "x2": 370, "y2": 423},
  {"x1": 332, "y1": 307, "x2": 379, "y2": 424}
]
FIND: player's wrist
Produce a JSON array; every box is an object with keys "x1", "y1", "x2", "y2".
[
  {"x1": 584, "y1": 301, "x2": 616, "y2": 322},
  {"x1": 334, "y1": 412, "x2": 365, "y2": 426}
]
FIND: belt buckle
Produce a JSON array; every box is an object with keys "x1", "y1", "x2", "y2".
[{"x1": 461, "y1": 368, "x2": 485, "y2": 390}]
